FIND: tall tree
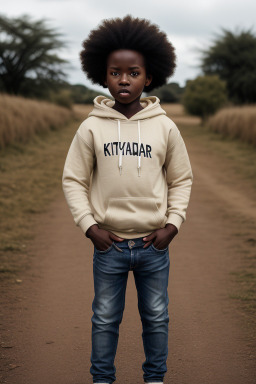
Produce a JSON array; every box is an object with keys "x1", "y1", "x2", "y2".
[
  {"x1": 200, "y1": 28, "x2": 256, "y2": 104},
  {"x1": 0, "y1": 14, "x2": 68, "y2": 96}
]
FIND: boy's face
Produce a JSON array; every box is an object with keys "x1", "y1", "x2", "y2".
[{"x1": 104, "y1": 49, "x2": 152, "y2": 104}]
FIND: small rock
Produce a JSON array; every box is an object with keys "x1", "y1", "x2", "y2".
[
  {"x1": 9, "y1": 364, "x2": 21, "y2": 370},
  {"x1": 1, "y1": 345, "x2": 14, "y2": 349}
]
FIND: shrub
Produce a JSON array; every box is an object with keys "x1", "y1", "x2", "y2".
[{"x1": 182, "y1": 75, "x2": 228, "y2": 120}]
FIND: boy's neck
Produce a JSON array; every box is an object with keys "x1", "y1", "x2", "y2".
[{"x1": 112, "y1": 99, "x2": 144, "y2": 119}]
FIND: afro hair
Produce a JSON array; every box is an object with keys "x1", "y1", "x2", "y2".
[{"x1": 80, "y1": 14, "x2": 176, "y2": 92}]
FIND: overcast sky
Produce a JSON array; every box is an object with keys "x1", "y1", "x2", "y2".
[{"x1": 1, "y1": 0, "x2": 255, "y2": 94}]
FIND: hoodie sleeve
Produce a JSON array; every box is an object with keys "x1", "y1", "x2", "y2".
[
  {"x1": 164, "y1": 122, "x2": 193, "y2": 232},
  {"x1": 62, "y1": 126, "x2": 98, "y2": 236}
]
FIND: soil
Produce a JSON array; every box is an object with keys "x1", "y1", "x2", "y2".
[{"x1": 1, "y1": 135, "x2": 256, "y2": 384}]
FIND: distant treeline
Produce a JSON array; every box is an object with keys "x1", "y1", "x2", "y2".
[
  {"x1": 146, "y1": 82, "x2": 185, "y2": 103},
  {"x1": 48, "y1": 83, "x2": 109, "y2": 107},
  {"x1": 46, "y1": 81, "x2": 184, "y2": 107},
  {"x1": 65, "y1": 81, "x2": 184, "y2": 105}
]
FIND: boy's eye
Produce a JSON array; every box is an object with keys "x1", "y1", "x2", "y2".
[{"x1": 110, "y1": 71, "x2": 139, "y2": 77}]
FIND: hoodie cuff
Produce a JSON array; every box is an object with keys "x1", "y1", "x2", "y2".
[
  {"x1": 78, "y1": 214, "x2": 98, "y2": 236},
  {"x1": 165, "y1": 213, "x2": 184, "y2": 232}
]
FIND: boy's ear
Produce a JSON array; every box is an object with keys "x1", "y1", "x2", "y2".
[
  {"x1": 103, "y1": 75, "x2": 107, "y2": 87},
  {"x1": 145, "y1": 74, "x2": 153, "y2": 87}
]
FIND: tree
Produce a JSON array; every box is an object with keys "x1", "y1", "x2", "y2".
[
  {"x1": 200, "y1": 28, "x2": 256, "y2": 104},
  {"x1": 182, "y1": 75, "x2": 227, "y2": 120},
  {"x1": 0, "y1": 14, "x2": 68, "y2": 96}
]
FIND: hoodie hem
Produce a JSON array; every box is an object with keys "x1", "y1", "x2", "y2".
[{"x1": 105, "y1": 229, "x2": 155, "y2": 240}]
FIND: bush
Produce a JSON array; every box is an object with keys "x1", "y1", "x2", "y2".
[{"x1": 182, "y1": 75, "x2": 228, "y2": 120}]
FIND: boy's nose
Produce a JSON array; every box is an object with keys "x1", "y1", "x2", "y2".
[{"x1": 119, "y1": 73, "x2": 130, "y2": 84}]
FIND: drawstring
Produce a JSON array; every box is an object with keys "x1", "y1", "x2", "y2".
[
  {"x1": 117, "y1": 120, "x2": 122, "y2": 175},
  {"x1": 117, "y1": 119, "x2": 141, "y2": 177},
  {"x1": 137, "y1": 120, "x2": 141, "y2": 177}
]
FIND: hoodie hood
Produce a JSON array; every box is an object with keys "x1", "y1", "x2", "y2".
[
  {"x1": 88, "y1": 95, "x2": 166, "y2": 176},
  {"x1": 88, "y1": 95, "x2": 166, "y2": 121}
]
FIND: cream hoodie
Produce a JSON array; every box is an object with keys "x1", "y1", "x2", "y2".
[{"x1": 62, "y1": 95, "x2": 193, "y2": 239}]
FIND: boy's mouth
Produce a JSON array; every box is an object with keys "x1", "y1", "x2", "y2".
[{"x1": 118, "y1": 89, "x2": 130, "y2": 94}]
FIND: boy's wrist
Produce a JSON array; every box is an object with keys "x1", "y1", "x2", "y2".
[
  {"x1": 85, "y1": 224, "x2": 99, "y2": 238},
  {"x1": 165, "y1": 223, "x2": 178, "y2": 234},
  {"x1": 79, "y1": 214, "x2": 98, "y2": 236}
]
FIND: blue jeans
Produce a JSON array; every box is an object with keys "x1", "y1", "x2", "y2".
[{"x1": 90, "y1": 236, "x2": 170, "y2": 384}]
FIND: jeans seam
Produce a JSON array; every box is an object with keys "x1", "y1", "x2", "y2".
[{"x1": 113, "y1": 243, "x2": 124, "y2": 252}]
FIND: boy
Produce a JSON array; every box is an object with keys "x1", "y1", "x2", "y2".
[{"x1": 62, "y1": 14, "x2": 193, "y2": 384}]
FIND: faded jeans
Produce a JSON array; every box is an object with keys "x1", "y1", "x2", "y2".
[{"x1": 90, "y1": 236, "x2": 170, "y2": 384}]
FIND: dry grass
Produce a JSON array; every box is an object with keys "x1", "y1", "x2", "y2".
[
  {"x1": 73, "y1": 103, "x2": 94, "y2": 119},
  {"x1": 0, "y1": 93, "x2": 75, "y2": 149},
  {"x1": 0, "y1": 120, "x2": 79, "y2": 278},
  {"x1": 208, "y1": 105, "x2": 256, "y2": 146}
]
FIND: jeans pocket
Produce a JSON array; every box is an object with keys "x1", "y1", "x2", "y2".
[
  {"x1": 95, "y1": 242, "x2": 114, "y2": 254},
  {"x1": 151, "y1": 243, "x2": 169, "y2": 253}
]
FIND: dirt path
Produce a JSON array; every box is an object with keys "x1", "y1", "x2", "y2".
[{"x1": 1, "y1": 137, "x2": 256, "y2": 384}]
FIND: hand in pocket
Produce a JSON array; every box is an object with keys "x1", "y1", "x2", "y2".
[{"x1": 86, "y1": 224, "x2": 124, "y2": 251}]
